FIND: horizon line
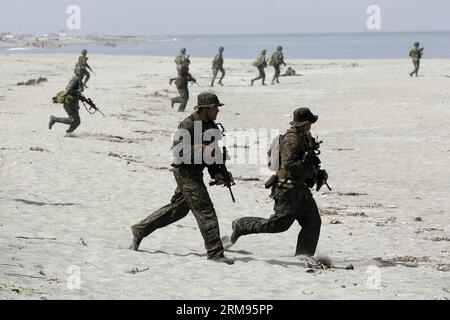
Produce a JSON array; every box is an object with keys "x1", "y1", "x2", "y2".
[{"x1": 3, "y1": 30, "x2": 450, "y2": 37}]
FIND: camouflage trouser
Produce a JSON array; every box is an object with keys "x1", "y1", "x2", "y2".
[
  {"x1": 131, "y1": 166, "x2": 224, "y2": 259},
  {"x1": 252, "y1": 66, "x2": 266, "y2": 84},
  {"x1": 211, "y1": 67, "x2": 225, "y2": 85},
  {"x1": 411, "y1": 59, "x2": 420, "y2": 76},
  {"x1": 171, "y1": 88, "x2": 189, "y2": 112},
  {"x1": 80, "y1": 68, "x2": 90, "y2": 86},
  {"x1": 272, "y1": 65, "x2": 281, "y2": 83},
  {"x1": 51, "y1": 100, "x2": 81, "y2": 133},
  {"x1": 233, "y1": 183, "x2": 321, "y2": 256}
]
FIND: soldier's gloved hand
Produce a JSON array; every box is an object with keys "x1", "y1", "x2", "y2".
[
  {"x1": 315, "y1": 169, "x2": 328, "y2": 191},
  {"x1": 214, "y1": 173, "x2": 225, "y2": 185}
]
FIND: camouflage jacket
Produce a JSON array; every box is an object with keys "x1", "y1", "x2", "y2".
[
  {"x1": 176, "y1": 66, "x2": 195, "y2": 89},
  {"x1": 284, "y1": 68, "x2": 296, "y2": 76},
  {"x1": 270, "y1": 51, "x2": 284, "y2": 66},
  {"x1": 65, "y1": 76, "x2": 83, "y2": 97},
  {"x1": 64, "y1": 76, "x2": 83, "y2": 106},
  {"x1": 212, "y1": 53, "x2": 224, "y2": 69},
  {"x1": 175, "y1": 53, "x2": 186, "y2": 66},
  {"x1": 77, "y1": 56, "x2": 91, "y2": 70},
  {"x1": 409, "y1": 48, "x2": 423, "y2": 61},
  {"x1": 171, "y1": 112, "x2": 222, "y2": 178},
  {"x1": 278, "y1": 128, "x2": 316, "y2": 183}
]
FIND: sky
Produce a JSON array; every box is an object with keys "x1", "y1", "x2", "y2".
[{"x1": 1, "y1": 0, "x2": 450, "y2": 35}]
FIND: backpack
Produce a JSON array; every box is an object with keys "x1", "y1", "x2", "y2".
[
  {"x1": 52, "y1": 91, "x2": 67, "y2": 104},
  {"x1": 267, "y1": 134, "x2": 283, "y2": 171},
  {"x1": 268, "y1": 53, "x2": 276, "y2": 66}
]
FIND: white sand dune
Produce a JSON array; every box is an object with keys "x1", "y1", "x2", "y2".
[{"x1": 0, "y1": 54, "x2": 449, "y2": 299}]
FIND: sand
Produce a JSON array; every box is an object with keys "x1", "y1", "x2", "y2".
[{"x1": 0, "y1": 54, "x2": 449, "y2": 299}]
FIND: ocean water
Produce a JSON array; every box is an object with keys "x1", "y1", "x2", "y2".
[{"x1": 3, "y1": 32, "x2": 450, "y2": 59}]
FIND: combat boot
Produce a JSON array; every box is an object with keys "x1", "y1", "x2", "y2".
[
  {"x1": 250, "y1": 79, "x2": 254, "y2": 86},
  {"x1": 230, "y1": 220, "x2": 242, "y2": 244},
  {"x1": 129, "y1": 231, "x2": 142, "y2": 251},
  {"x1": 208, "y1": 254, "x2": 234, "y2": 265},
  {"x1": 48, "y1": 116, "x2": 56, "y2": 130},
  {"x1": 218, "y1": 80, "x2": 223, "y2": 86}
]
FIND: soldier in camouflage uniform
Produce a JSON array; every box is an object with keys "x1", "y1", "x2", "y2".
[
  {"x1": 130, "y1": 93, "x2": 234, "y2": 265},
  {"x1": 211, "y1": 46, "x2": 225, "y2": 87},
  {"x1": 230, "y1": 108, "x2": 327, "y2": 257},
  {"x1": 75, "y1": 49, "x2": 93, "y2": 89},
  {"x1": 283, "y1": 67, "x2": 296, "y2": 76},
  {"x1": 48, "y1": 68, "x2": 84, "y2": 133},
  {"x1": 170, "y1": 48, "x2": 187, "y2": 85},
  {"x1": 170, "y1": 58, "x2": 197, "y2": 112},
  {"x1": 251, "y1": 49, "x2": 267, "y2": 86},
  {"x1": 409, "y1": 41, "x2": 423, "y2": 77},
  {"x1": 269, "y1": 46, "x2": 286, "y2": 85}
]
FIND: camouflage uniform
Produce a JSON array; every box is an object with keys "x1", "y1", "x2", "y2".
[
  {"x1": 251, "y1": 49, "x2": 267, "y2": 85},
  {"x1": 211, "y1": 47, "x2": 225, "y2": 86},
  {"x1": 171, "y1": 61, "x2": 196, "y2": 112},
  {"x1": 231, "y1": 108, "x2": 324, "y2": 256},
  {"x1": 131, "y1": 93, "x2": 231, "y2": 262},
  {"x1": 75, "y1": 50, "x2": 92, "y2": 88},
  {"x1": 49, "y1": 74, "x2": 83, "y2": 133},
  {"x1": 270, "y1": 46, "x2": 285, "y2": 84},
  {"x1": 283, "y1": 67, "x2": 296, "y2": 76},
  {"x1": 175, "y1": 49, "x2": 187, "y2": 71},
  {"x1": 409, "y1": 42, "x2": 423, "y2": 77},
  {"x1": 170, "y1": 48, "x2": 187, "y2": 84}
]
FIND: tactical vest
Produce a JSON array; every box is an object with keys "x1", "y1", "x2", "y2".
[
  {"x1": 276, "y1": 130, "x2": 312, "y2": 183},
  {"x1": 175, "y1": 54, "x2": 185, "y2": 65},
  {"x1": 409, "y1": 48, "x2": 423, "y2": 60}
]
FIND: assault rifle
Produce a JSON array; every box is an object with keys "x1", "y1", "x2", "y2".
[
  {"x1": 209, "y1": 146, "x2": 235, "y2": 202},
  {"x1": 79, "y1": 95, "x2": 104, "y2": 116},
  {"x1": 304, "y1": 134, "x2": 331, "y2": 191}
]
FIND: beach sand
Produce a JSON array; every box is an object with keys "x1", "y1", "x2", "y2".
[{"x1": 0, "y1": 54, "x2": 449, "y2": 299}]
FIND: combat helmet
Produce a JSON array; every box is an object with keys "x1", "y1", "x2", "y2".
[
  {"x1": 81, "y1": 49, "x2": 87, "y2": 55},
  {"x1": 180, "y1": 48, "x2": 187, "y2": 53},
  {"x1": 218, "y1": 46, "x2": 224, "y2": 52},
  {"x1": 414, "y1": 41, "x2": 420, "y2": 47},
  {"x1": 277, "y1": 46, "x2": 283, "y2": 51},
  {"x1": 261, "y1": 49, "x2": 267, "y2": 54}
]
